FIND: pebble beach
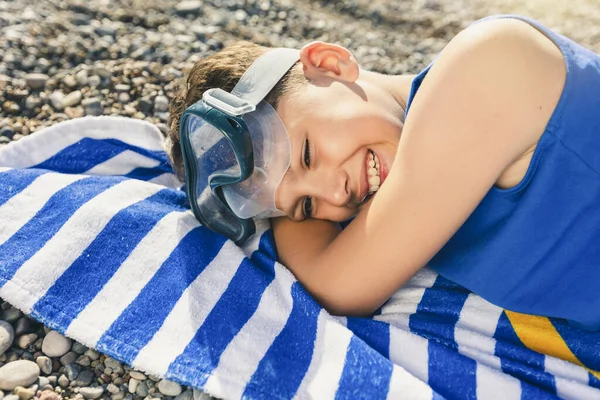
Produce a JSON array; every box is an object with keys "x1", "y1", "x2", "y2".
[{"x1": 0, "y1": 0, "x2": 599, "y2": 399}]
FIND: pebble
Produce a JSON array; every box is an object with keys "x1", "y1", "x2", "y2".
[
  {"x1": 154, "y1": 95, "x2": 169, "y2": 112},
  {"x1": 128, "y1": 378, "x2": 139, "y2": 394},
  {"x1": 38, "y1": 390, "x2": 60, "y2": 400},
  {"x1": 83, "y1": 349, "x2": 99, "y2": 361},
  {"x1": 60, "y1": 351, "x2": 78, "y2": 366},
  {"x1": 157, "y1": 380, "x2": 182, "y2": 397},
  {"x1": 57, "y1": 374, "x2": 69, "y2": 388},
  {"x1": 0, "y1": 360, "x2": 40, "y2": 390},
  {"x1": 2, "y1": 307, "x2": 22, "y2": 323},
  {"x1": 25, "y1": 73, "x2": 49, "y2": 90},
  {"x1": 41, "y1": 331, "x2": 71, "y2": 357},
  {"x1": 62, "y1": 90, "x2": 83, "y2": 108},
  {"x1": 14, "y1": 317, "x2": 36, "y2": 336},
  {"x1": 79, "y1": 387, "x2": 104, "y2": 399},
  {"x1": 175, "y1": 390, "x2": 193, "y2": 400},
  {"x1": 65, "y1": 363, "x2": 81, "y2": 380},
  {"x1": 36, "y1": 356, "x2": 53, "y2": 375},
  {"x1": 14, "y1": 386, "x2": 36, "y2": 400},
  {"x1": 129, "y1": 371, "x2": 147, "y2": 380},
  {"x1": 175, "y1": 1, "x2": 203, "y2": 16},
  {"x1": 82, "y1": 97, "x2": 103, "y2": 116},
  {"x1": 0, "y1": 320, "x2": 15, "y2": 355},
  {"x1": 17, "y1": 333, "x2": 38, "y2": 349},
  {"x1": 72, "y1": 369, "x2": 94, "y2": 387},
  {"x1": 4, "y1": 396, "x2": 20, "y2": 400}
]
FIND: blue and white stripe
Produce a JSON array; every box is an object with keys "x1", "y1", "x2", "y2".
[{"x1": 1, "y1": 116, "x2": 598, "y2": 400}]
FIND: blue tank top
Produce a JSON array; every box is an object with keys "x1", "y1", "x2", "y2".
[{"x1": 404, "y1": 15, "x2": 600, "y2": 330}]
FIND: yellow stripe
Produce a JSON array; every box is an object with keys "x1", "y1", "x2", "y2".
[{"x1": 505, "y1": 311, "x2": 600, "y2": 380}]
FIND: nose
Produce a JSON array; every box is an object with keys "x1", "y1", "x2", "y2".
[{"x1": 309, "y1": 168, "x2": 350, "y2": 208}]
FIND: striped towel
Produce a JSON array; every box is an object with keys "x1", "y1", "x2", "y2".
[{"x1": 1, "y1": 116, "x2": 599, "y2": 400}]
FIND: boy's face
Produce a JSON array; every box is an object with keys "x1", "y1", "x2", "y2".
[{"x1": 274, "y1": 74, "x2": 405, "y2": 222}]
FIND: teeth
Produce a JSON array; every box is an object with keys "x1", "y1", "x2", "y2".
[
  {"x1": 366, "y1": 150, "x2": 381, "y2": 195},
  {"x1": 369, "y1": 175, "x2": 380, "y2": 186}
]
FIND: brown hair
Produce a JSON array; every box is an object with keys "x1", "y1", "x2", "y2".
[{"x1": 166, "y1": 41, "x2": 306, "y2": 180}]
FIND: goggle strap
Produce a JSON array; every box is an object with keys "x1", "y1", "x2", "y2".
[{"x1": 231, "y1": 48, "x2": 300, "y2": 106}]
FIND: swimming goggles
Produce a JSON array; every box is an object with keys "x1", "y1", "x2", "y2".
[{"x1": 179, "y1": 48, "x2": 300, "y2": 244}]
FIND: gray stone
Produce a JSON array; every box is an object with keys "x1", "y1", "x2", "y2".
[
  {"x1": 37, "y1": 376, "x2": 50, "y2": 388},
  {"x1": 79, "y1": 387, "x2": 104, "y2": 399},
  {"x1": 106, "y1": 383, "x2": 120, "y2": 394},
  {"x1": 25, "y1": 96, "x2": 41, "y2": 110},
  {"x1": 0, "y1": 360, "x2": 40, "y2": 390},
  {"x1": 72, "y1": 369, "x2": 94, "y2": 387},
  {"x1": 129, "y1": 371, "x2": 147, "y2": 380},
  {"x1": 104, "y1": 357, "x2": 123, "y2": 374},
  {"x1": 71, "y1": 342, "x2": 88, "y2": 355},
  {"x1": 35, "y1": 356, "x2": 52, "y2": 375},
  {"x1": 14, "y1": 317, "x2": 36, "y2": 336},
  {"x1": 192, "y1": 389, "x2": 211, "y2": 400},
  {"x1": 75, "y1": 355, "x2": 91, "y2": 367},
  {"x1": 174, "y1": 389, "x2": 193, "y2": 400},
  {"x1": 136, "y1": 381, "x2": 149, "y2": 397},
  {"x1": 82, "y1": 97, "x2": 103, "y2": 116},
  {"x1": 157, "y1": 380, "x2": 181, "y2": 397},
  {"x1": 60, "y1": 351, "x2": 78, "y2": 366},
  {"x1": 0, "y1": 320, "x2": 14, "y2": 355},
  {"x1": 83, "y1": 349, "x2": 99, "y2": 361},
  {"x1": 64, "y1": 363, "x2": 81, "y2": 380},
  {"x1": 75, "y1": 70, "x2": 88, "y2": 86},
  {"x1": 2, "y1": 307, "x2": 22, "y2": 323},
  {"x1": 42, "y1": 331, "x2": 71, "y2": 357},
  {"x1": 25, "y1": 73, "x2": 49, "y2": 90}
]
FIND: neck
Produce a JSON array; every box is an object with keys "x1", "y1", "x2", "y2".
[{"x1": 359, "y1": 70, "x2": 415, "y2": 122}]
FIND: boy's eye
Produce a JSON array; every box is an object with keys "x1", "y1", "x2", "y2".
[
  {"x1": 303, "y1": 138, "x2": 311, "y2": 168},
  {"x1": 303, "y1": 196, "x2": 313, "y2": 219}
]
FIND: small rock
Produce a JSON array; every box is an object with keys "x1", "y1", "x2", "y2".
[
  {"x1": 129, "y1": 371, "x2": 146, "y2": 380},
  {"x1": 64, "y1": 363, "x2": 81, "y2": 380},
  {"x1": 136, "y1": 381, "x2": 149, "y2": 397},
  {"x1": 17, "y1": 333, "x2": 38, "y2": 349},
  {"x1": 14, "y1": 318, "x2": 36, "y2": 336},
  {"x1": 37, "y1": 376, "x2": 50, "y2": 387},
  {"x1": 104, "y1": 357, "x2": 123, "y2": 374},
  {"x1": 62, "y1": 90, "x2": 82, "y2": 108},
  {"x1": 118, "y1": 93, "x2": 130, "y2": 103},
  {"x1": 0, "y1": 320, "x2": 15, "y2": 355},
  {"x1": 4, "y1": 396, "x2": 19, "y2": 400},
  {"x1": 115, "y1": 84, "x2": 130, "y2": 92},
  {"x1": 38, "y1": 390, "x2": 61, "y2": 400},
  {"x1": 192, "y1": 389, "x2": 211, "y2": 400},
  {"x1": 175, "y1": 0, "x2": 203, "y2": 16},
  {"x1": 42, "y1": 331, "x2": 71, "y2": 358},
  {"x1": 82, "y1": 97, "x2": 103, "y2": 116},
  {"x1": 157, "y1": 380, "x2": 181, "y2": 397},
  {"x1": 83, "y1": 349, "x2": 99, "y2": 361},
  {"x1": 63, "y1": 75, "x2": 78, "y2": 89},
  {"x1": 65, "y1": 106, "x2": 84, "y2": 119},
  {"x1": 88, "y1": 75, "x2": 101, "y2": 88},
  {"x1": 14, "y1": 386, "x2": 35, "y2": 400},
  {"x1": 79, "y1": 387, "x2": 104, "y2": 399},
  {"x1": 154, "y1": 95, "x2": 168, "y2": 112},
  {"x1": 72, "y1": 369, "x2": 94, "y2": 387},
  {"x1": 76, "y1": 70, "x2": 89, "y2": 86},
  {"x1": 136, "y1": 98, "x2": 153, "y2": 113},
  {"x1": 57, "y1": 374, "x2": 69, "y2": 388},
  {"x1": 49, "y1": 91, "x2": 65, "y2": 110},
  {"x1": 24, "y1": 97, "x2": 41, "y2": 111},
  {"x1": 106, "y1": 384, "x2": 119, "y2": 394},
  {"x1": 128, "y1": 378, "x2": 139, "y2": 394},
  {"x1": 2, "y1": 307, "x2": 22, "y2": 323},
  {"x1": 35, "y1": 356, "x2": 52, "y2": 375},
  {"x1": 75, "y1": 355, "x2": 91, "y2": 367},
  {"x1": 0, "y1": 360, "x2": 40, "y2": 390},
  {"x1": 60, "y1": 351, "x2": 78, "y2": 366},
  {"x1": 111, "y1": 393, "x2": 125, "y2": 400},
  {"x1": 25, "y1": 73, "x2": 49, "y2": 90},
  {"x1": 174, "y1": 389, "x2": 193, "y2": 400}
]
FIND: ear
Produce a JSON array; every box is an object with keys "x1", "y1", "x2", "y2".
[{"x1": 299, "y1": 41, "x2": 359, "y2": 83}]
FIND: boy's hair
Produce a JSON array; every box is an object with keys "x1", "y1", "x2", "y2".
[{"x1": 166, "y1": 41, "x2": 306, "y2": 180}]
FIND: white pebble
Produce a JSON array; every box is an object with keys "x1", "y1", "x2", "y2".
[
  {"x1": 42, "y1": 331, "x2": 72, "y2": 357},
  {"x1": 79, "y1": 387, "x2": 104, "y2": 399},
  {"x1": 129, "y1": 371, "x2": 146, "y2": 380},
  {"x1": 0, "y1": 320, "x2": 14, "y2": 356},
  {"x1": 35, "y1": 356, "x2": 52, "y2": 375},
  {"x1": 128, "y1": 378, "x2": 139, "y2": 394},
  {"x1": 0, "y1": 360, "x2": 40, "y2": 390},
  {"x1": 157, "y1": 379, "x2": 182, "y2": 397}
]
